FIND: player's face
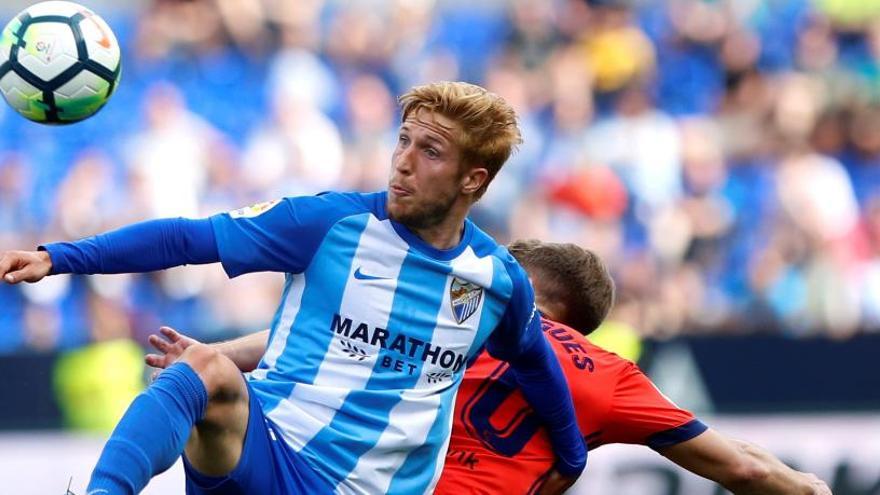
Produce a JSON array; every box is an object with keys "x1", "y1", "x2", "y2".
[{"x1": 387, "y1": 110, "x2": 468, "y2": 229}]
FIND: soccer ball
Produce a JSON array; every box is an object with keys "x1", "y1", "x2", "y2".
[{"x1": 0, "y1": 1, "x2": 121, "y2": 124}]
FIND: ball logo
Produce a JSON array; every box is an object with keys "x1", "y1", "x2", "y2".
[
  {"x1": 450, "y1": 277, "x2": 482, "y2": 324},
  {"x1": 33, "y1": 36, "x2": 56, "y2": 63}
]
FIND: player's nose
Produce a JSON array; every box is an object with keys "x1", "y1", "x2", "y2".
[{"x1": 393, "y1": 147, "x2": 415, "y2": 175}]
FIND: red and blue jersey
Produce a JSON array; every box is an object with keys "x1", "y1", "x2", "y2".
[{"x1": 436, "y1": 317, "x2": 707, "y2": 494}]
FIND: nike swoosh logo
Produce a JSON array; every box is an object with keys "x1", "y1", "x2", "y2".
[{"x1": 353, "y1": 267, "x2": 389, "y2": 281}]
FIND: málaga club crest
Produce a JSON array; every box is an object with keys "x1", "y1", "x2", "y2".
[{"x1": 450, "y1": 277, "x2": 483, "y2": 324}]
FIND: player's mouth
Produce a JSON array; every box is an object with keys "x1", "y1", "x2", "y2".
[{"x1": 390, "y1": 183, "x2": 414, "y2": 198}]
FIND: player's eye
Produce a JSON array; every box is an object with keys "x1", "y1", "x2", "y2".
[
  {"x1": 398, "y1": 135, "x2": 410, "y2": 146},
  {"x1": 425, "y1": 148, "x2": 439, "y2": 159}
]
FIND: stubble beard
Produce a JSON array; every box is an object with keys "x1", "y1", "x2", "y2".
[{"x1": 390, "y1": 189, "x2": 459, "y2": 231}]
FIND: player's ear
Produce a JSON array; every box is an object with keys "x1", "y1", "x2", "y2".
[{"x1": 461, "y1": 166, "x2": 489, "y2": 195}]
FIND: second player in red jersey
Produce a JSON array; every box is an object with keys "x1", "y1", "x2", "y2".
[
  {"x1": 436, "y1": 240, "x2": 830, "y2": 495},
  {"x1": 437, "y1": 317, "x2": 706, "y2": 495}
]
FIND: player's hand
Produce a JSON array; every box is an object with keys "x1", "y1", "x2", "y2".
[
  {"x1": 0, "y1": 250, "x2": 52, "y2": 284},
  {"x1": 145, "y1": 326, "x2": 201, "y2": 377},
  {"x1": 803, "y1": 472, "x2": 832, "y2": 494},
  {"x1": 536, "y1": 468, "x2": 578, "y2": 495}
]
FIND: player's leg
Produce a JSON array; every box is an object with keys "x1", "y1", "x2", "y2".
[
  {"x1": 180, "y1": 344, "x2": 250, "y2": 477},
  {"x1": 183, "y1": 376, "x2": 284, "y2": 495},
  {"x1": 87, "y1": 344, "x2": 249, "y2": 495},
  {"x1": 183, "y1": 369, "x2": 335, "y2": 495}
]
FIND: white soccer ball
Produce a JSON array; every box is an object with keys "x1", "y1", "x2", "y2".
[{"x1": 0, "y1": 1, "x2": 121, "y2": 124}]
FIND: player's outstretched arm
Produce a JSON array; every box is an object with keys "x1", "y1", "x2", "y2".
[
  {"x1": 147, "y1": 326, "x2": 269, "y2": 373},
  {"x1": 658, "y1": 429, "x2": 832, "y2": 495},
  {"x1": 16, "y1": 217, "x2": 220, "y2": 280},
  {"x1": 0, "y1": 250, "x2": 53, "y2": 284}
]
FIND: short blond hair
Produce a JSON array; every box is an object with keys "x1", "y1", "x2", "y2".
[{"x1": 399, "y1": 81, "x2": 522, "y2": 198}]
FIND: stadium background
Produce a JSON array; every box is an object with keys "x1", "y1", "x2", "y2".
[{"x1": 0, "y1": 0, "x2": 878, "y2": 493}]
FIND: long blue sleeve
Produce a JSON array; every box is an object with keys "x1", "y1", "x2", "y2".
[
  {"x1": 40, "y1": 217, "x2": 219, "y2": 275},
  {"x1": 508, "y1": 332, "x2": 587, "y2": 477}
]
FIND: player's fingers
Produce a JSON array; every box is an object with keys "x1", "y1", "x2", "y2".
[
  {"x1": 160, "y1": 326, "x2": 181, "y2": 343},
  {"x1": 148, "y1": 334, "x2": 171, "y2": 353},
  {"x1": 145, "y1": 354, "x2": 163, "y2": 367},
  {"x1": 5, "y1": 259, "x2": 48, "y2": 284},
  {"x1": 803, "y1": 475, "x2": 831, "y2": 495},
  {"x1": 4, "y1": 267, "x2": 30, "y2": 284},
  {"x1": 0, "y1": 254, "x2": 22, "y2": 283},
  {"x1": 0, "y1": 252, "x2": 17, "y2": 279}
]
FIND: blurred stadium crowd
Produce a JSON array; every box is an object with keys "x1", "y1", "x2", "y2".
[{"x1": 1, "y1": 0, "x2": 880, "y2": 355}]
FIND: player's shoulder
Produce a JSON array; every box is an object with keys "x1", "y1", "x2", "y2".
[
  {"x1": 284, "y1": 190, "x2": 386, "y2": 217},
  {"x1": 262, "y1": 190, "x2": 388, "y2": 231},
  {"x1": 466, "y1": 220, "x2": 508, "y2": 258},
  {"x1": 463, "y1": 221, "x2": 527, "y2": 283},
  {"x1": 544, "y1": 319, "x2": 632, "y2": 362},
  {"x1": 541, "y1": 318, "x2": 634, "y2": 371}
]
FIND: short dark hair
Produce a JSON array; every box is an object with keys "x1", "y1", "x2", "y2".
[{"x1": 508, "y1": 240, "x2": 615, "y2": 335}]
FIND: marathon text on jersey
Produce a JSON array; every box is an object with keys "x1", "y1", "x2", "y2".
[{"x1": 331, "y1": 313, "x2": 467, "y2": 372}]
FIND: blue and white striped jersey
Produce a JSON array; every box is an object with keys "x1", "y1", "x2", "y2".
[{"x1": 209, "y1": 191, "x2": 542, "y2": 494}]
